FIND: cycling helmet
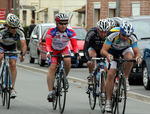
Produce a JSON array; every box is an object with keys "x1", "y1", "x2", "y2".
[
  {"x1": 6, "y1": 13, "x2": 20, "y2": 28},
  {"x1": 106, "y1": 18, "x2": 116, "y2": 28},
  {"x1": 55, "y1": 13, "x2": 69, "y2": 22},
  {"x1": 97, "y1": 19, "x2": 110, "y2": 31},
  {"x1": 120, "y1": 21, "x2": 134, "y2": 36}
]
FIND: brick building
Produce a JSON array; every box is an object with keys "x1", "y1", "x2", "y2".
[
  {"x1": 87, "y1": 0, "x2": 150, "y2": 30},
  {"x1": 0, "y1": 0, "x2": 19, "y2": 20}
]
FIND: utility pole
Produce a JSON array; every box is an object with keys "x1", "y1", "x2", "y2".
[
  {"x1": 116, "y1": 0, "x2": 121, "y2": 17},
  {"x1": 13, "y1": 0, "x2": 17, "y2": 15}
]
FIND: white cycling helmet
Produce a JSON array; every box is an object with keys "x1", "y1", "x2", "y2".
[
  {"x1": 106, "y1": 18, "x2": 116, "y2": 28},
  {"x1": 55, "y1": 13, "x2": 69, "y2": 22},
  {"x1": 6, "y1": 13, "x2": 20, "y2": 28},
  {"x1": 97, "y1": 19, "x2": 110, "y2": 31},
  {"x1": 120, "y1": 21, "x2": 134, "y2": 36}
]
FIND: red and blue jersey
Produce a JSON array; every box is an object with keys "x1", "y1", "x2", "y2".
[{"x1": 46, "y1": 26, "x2": 78, "y2": 54}]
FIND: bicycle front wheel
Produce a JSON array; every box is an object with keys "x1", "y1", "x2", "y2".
[
  {"x1": 116, "y1": 76, "x2": 126, "y2": 114},
  {"x1": 88, "y1": 81, "x2": 96, "y2": 110},
  {"x1": 5, "y1": 66, "x2": 11, "y2": 109},
  {"x1": 52, "y1": 73, "x2": 58, "y2": 110},
  {"x1": 98, "y1": 71, "x2": 106, "y2": 113},
  {"x1": 1, "y1": 70, "x2": 5, "y2": 106},
  {"x1": 58, "y1": 69, "x2": 66, "y2": 113}
]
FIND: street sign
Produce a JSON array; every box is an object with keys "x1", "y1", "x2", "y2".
[{"x1": 0, "y1": 9, "x2": 6, "y2": 20}]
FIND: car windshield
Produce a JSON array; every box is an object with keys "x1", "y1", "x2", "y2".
[
  {"x1": 72, "y1": 28, "x2": 86, "y2": 40},
  {"x1": 41, "y1": 26, "x2": 51, "y2": 35},
  {"x1": 130, "y1": 19, "x2": 150, "y2": 40}
]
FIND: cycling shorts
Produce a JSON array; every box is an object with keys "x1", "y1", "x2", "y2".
[
  {"x1": 51, "y1": 46, "x2": 71, "y2": 64},
  {"x1": 0, "y1": 43, "x2": 17, "y2": 60},
  {"x1": 106, "y1": 47, "x2": 134, "y2": 69}
]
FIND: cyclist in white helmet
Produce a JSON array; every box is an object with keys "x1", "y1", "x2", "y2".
[
  {"x1": 106, "y1": 18, "x2": 116, "y2": 29},
  {"x1": 84, "y1": 19, "x2": 109, "y2": 98},
  {"x1": 0, "y1": 13, "x2": 27, "y2": 98},
  {"x1": 100, "y1": 20, "x2": 142, "y2": 112}
]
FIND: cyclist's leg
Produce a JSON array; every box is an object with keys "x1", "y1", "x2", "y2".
[
  {"x1": 0, "y1": 45, "x2": 4, "y2": 67},
  {"x1": 87, "y1": 47, "x2": 97, "y2": 74},
  {"x1": 122, "y1": 47, "x2": 134, "y2": 90}
]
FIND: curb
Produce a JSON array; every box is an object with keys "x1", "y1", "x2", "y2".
[{"x1": 16, "y1": 63, "x2": 150, "y2": 103}]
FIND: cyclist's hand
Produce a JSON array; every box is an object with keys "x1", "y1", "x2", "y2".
[
  {"x1": 135, "y1": 56, "x2": 142, "y2": 65},
  {"x1": 19, "y1": 55, "x2": 25, "y2": 62},
  {"x1": 107, "y1": 54, "x2": 113, "y2": 62},
  {"x1": 47, "y1": 51, "x2": 53, "y2": 58},
  {"x1": 74, "y1": 53, "x2": 80, "y2": 59}
]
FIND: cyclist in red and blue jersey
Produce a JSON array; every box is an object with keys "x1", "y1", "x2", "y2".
[
  {"x1": 46, "y1": 13, "x2": 79, "y2": 102},
  {"x1": 100, "y1": 21, "x2": 142, "y2": 112},
  {"x1": 0, "y1": 13, "x2": 27, "y2": 99}
]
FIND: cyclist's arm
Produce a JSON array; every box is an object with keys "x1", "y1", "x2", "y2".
[
  {"x1": 100, "y1": 42, "x2": 112, "y2": 62},
  {"x1": 132, "y1": 47, "x2": 142, "y2": 64},
  {"x1": 45, "y1": 29, "x2": 52, "y2": 52},
  {"x1": 20, "y1": 39, "x2": 27, "y2": 56}
]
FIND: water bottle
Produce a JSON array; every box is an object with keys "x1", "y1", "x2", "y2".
[
  {"x1": 96, "y1": 72, "x2": 100, "y2": 81},
  {"x1": 47, "y1": 58, "x2": 51, "y2": 66}
]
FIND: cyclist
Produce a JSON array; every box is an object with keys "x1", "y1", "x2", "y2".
[
  {"x1": 100, "y1": 21, "x2": 142, "y2": 112},
  {"x1": 46, "y1": 13, "x2": 79, "y2": 102},
  {"x1": 106, "y1": 18, "x2": 116, "y2": 29},
  {"x1": 0, "y1": 13, "x2": 27, "y2": 98},
  {"x1": 84, "y1": 19, "x2": 109, "y2": 84}
]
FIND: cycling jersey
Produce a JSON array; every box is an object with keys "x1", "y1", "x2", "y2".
[
  {"x1": 46, "y1": 26, "x2": 78, "y2": 54},
  {"x1": 0, "y1": 27, "x2": 25, "y2": 46},
  {"x1": 84, "y1": 27, "x2": 106, "y2": 59},
  {"x1": 105, "y1": 27, "x2": 138, "y2": 50}
]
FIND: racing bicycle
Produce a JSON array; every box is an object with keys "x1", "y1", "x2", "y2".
[
  {"x1": 87, "y1": 57, "x2": 106, "y2": 113},
  {"x1": 48, "y1": 54, "x2": 78, "y2": 113},
  {"x1": 0, "y1": 51, "x2": 22, "y2": 109}
]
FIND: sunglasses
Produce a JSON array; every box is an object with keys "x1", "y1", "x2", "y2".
[
  {"x1": 9, "y1": 26, "x2": 18, "y2": 29},
  {"x1": 59, "y1": 23, "x2": 68, "y2": 25},
  {"x1": 122, "y1": 33, "x2": 130, "y2": 37}
]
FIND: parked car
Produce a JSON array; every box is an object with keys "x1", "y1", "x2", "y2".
[
  {"x1": 38, "y1": 26, "x2": 87, "y2": 67},
  {"x1": 142, "y1": 43, "x2": 150, "y2": 90},
  {"x1": 28, "y1": 23, "x2": 56, "y2": 63},
  {"x1": 112, "y1": 16, "x2": 150, "y2": 84}
]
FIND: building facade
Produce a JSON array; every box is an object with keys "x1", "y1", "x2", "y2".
[{"x1": 87, "y1": 0, "x2": 150, "y2": 30}]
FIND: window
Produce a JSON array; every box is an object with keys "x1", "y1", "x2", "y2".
[
  {"x1": 132, "y1": 3, "x2": 140, "y2": 16},
  {"x1": 108, "y1": 2, "x2": 116, "y2": 18},
  {"x1": 93, "y1": 2, "x2": 101, "y2": 26}
]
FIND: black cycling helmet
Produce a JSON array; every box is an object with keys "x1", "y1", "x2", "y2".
[{"x1": 55, "y1": 13, "x2": 69, "y2": 22}]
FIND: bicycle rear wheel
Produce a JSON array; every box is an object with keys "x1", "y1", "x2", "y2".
[
  {"x1": 98, "y1": 71, "x2": 106, "y2": 113},
  {"x1": 58, "y1": 69, "x2": 66, "y2": 113},
  {"x1": 0, "y1": 70, "x2": 5, "y2": 106},
  {"x1": 88, "y1": 82, "x2": 96, "y2": 110},
  {"x1": 5, "y1": 66, "x2": 11, "y2": 109},
  {"x1": 116, "y1": 76, "x2": 126, "y2": 114}
]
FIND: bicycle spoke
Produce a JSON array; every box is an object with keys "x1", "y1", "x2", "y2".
[
  {"x1": 6, "y1": 66, "x2": 10, "y2": 109},
  {"x1": 52, "y1": 78, "x2": 58, "y2": 110}
]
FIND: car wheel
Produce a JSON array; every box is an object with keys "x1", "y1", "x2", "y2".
[
  {"x1": 143, "y1": 64, "x2": 150, "y2": 90},
  {"x1": 29, "y1": 55, "x2": 35, "y2": 63},
  {"x1": 38, "y1": 53, "x2": 45, "y2": 66}
]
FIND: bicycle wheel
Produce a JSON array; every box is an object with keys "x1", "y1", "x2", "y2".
[
  {"x1": 0, "y1": 70, "x2": 5, "y2": 106},
  {"x1": 5, "y1": 66, "x2": 11, "y2": 109},
  {"x1": 116, "y1": 76, "x2": 126, "y2": 114},
  {"x1": 52, "y1": 73, "x2": 58, "y2": 110},
  {"x1": 88, "y1": 80, "x2": 96, "y2": 110},
  {"x1": 98, "y1": 71, "x2": 106, "y2": 113},
  {"x1": 58, "y1": 69, "x2": 66, "y2": 113}
]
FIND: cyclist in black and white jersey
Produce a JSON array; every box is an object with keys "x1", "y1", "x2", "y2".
[
  {"x1": 0, "y1": 13, "x2": 27, "y2": 98},
  {"x1": 84, "y1": 19, "x2": 110, "y2": 84}
]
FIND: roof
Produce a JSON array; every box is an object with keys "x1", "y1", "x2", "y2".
[
  {"x1": 73, "y1": 5, "x2": 85, "y2": 13},
  {"x1": 20, "y1": 5, "x2": 36, "y2": 10}
]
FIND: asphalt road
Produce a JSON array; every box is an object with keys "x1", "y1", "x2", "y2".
[{"x1": 0, "y1": 68, "x2": 150, "y2": 114}]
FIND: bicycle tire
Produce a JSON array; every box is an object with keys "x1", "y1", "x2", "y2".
[
  {"x1": 98, "y1": 71, "x2": 106, "y2": 113},
  {"x1": 5, "y1": 66, "x2": 10, "y2": 109},
  {"x1": 88, "y1": 82, "x2": 96, "y2": 110},
  {"x1": 52, "y1": 73, "x2": 58, "y2": 110},
  {"x1": 58, "y1": 69, "x2": 66, "y2": 113},
  {"x1": 116, "y1": 76, "x2": 126, "y2": 114},
  {"x1": 1, "y1": 69, "x2": 5, "y2": 106}
]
